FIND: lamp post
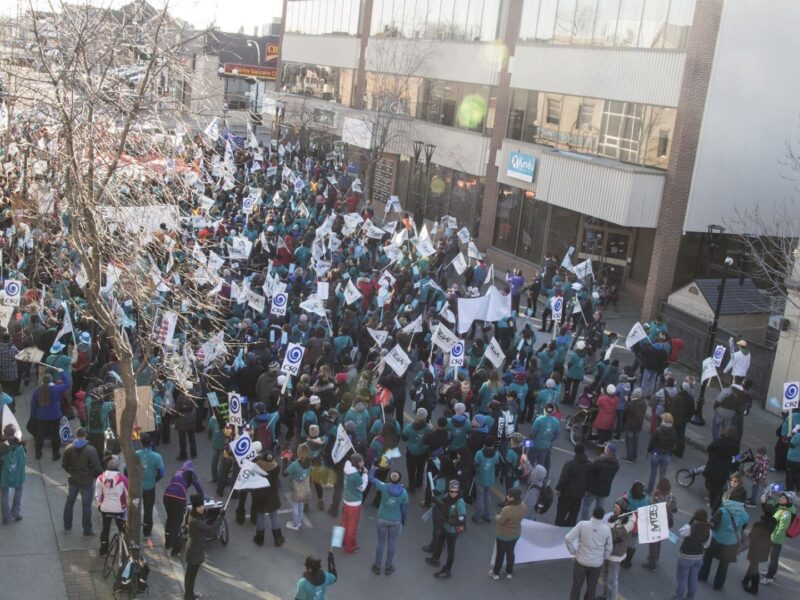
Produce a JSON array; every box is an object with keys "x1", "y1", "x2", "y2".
[
  {"x1": 246, "y1": 39, "x2": 261, "y2": 65},
  {"x1": 691, "y1": 254, "x2": 735, "y2": 426},
  {"x1": 408, "y1": 140, "x2": 423, "y2": 220},
  {"x1": 416, "y1": 142, "x2": 435, "y2": 229},
  {"x1": 274, "y1": 98, "x2": 286, "y2": 142}
]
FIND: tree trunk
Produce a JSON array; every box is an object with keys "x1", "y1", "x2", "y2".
[{"x1": 118, "y1": 357, "x2": 143, "y2": 548}]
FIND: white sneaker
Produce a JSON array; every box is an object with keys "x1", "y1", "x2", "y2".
[
  {"x1": 506, "y1": 573, "x2": 513, "y2": 579},
  {"x1": 285, "y1": 522, "x2": 300, "y2": 531},
  {"x1": 488, "y1": 570, "x2": 499, "y2": 580},
  {"x1": 760, "y1": 576, "x2": 774, "y2": 585}
]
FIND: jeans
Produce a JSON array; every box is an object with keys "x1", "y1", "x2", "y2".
[
  {"x1": 675, "y1": 555, "x2": 703, "y2": 599},
  {"x1": 571, "y1": 561, "x2": 600, "y2": 600},
  {"x1": 177, "y1": 429, "x2": 196, "y2": 458},
  {"x1": 580, "y1": 493, "x2": 607, "y2": 521},
  {"x1": 210, "y1": 448, "x2": 221, "y2": 482},
  {"x1": 432, "y1": 531, "x2": 457, "y2": 572},
  {"x1": 374, "y1": 518, "x2": 401, "y2": 569},
  {"x1": 0, "y1": 485, "x2": 23, "y2": 523},
  {"x1": 647, "y1": 452, "x2": 671, "y2": 494},
  {"x1": 64, "y1": 483, "x2": 94, "y2": 534},
  {"x1": 766, "y1": 542, "x2": 783, "y2": 578},
  {"x1": 748, "y1": 482, "x2": 764, "y2": 505},
  {"x1": 255, "y1": 511, "x2": 279, "y2": 532},
  {"x1": 625, "y1": 431, "x2": 640, "y2": 461},
  {"x1": 528, "y1": 447, "x2": 552, "y2": 474},
  {"x1": 600, "y1": 559, "x2": 621, "y2": 600},
  {"x1": 494, "y1": 538, "x2": 518, "y2": 575},
  {"x1": 474, "y1": 484, "x2": 493, "y2": 521},
  {"x1": 290, "y1": 501, "x2": 303, "y2": 528},
  {"x1": 646, "y1": 540, "x2": 662, "y2": 566},
  {"x1": 142, "y1": 488, "x2": 155, "y2": 536},
  {"x1": 641, "y1": 369, "x2": 658, "y2": 397},
  {"x1": 341, "y1": 504, "x2": 361, "y2": 552}
]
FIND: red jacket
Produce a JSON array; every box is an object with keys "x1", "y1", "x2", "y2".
[{"x1": 594, "y1": 393, "x2": 618, "y2": 430}]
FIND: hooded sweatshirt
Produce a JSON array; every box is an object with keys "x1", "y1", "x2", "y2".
[
  {"x1": 474, "y1": 446, "x2": 500, "y2": 487},
  {"x1": 344, "y1": 404, "x2": 369, "y2": 442},
  {"x1": 368, "y1": 467, "x2": 408, "y2": 523},
  {"x1": 164, "y1": 461, "x2": 204, "y2": 500},
  {"x1": 343, "y1": 460, "x2": 368, "y2": 506},
  {"x1": 447, "y1": 415, "x2": 471, "y2": 450},
  {"x1": 524, "y1": 464, "x2": 548, "y2": 520},
  {"x1": 95, "y1": 469, "x2": 129, "y2": 513},
  {"x1": 402, "y1": 420, "x2": 430, "y2": 456}
]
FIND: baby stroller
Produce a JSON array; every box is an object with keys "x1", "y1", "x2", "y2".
[
  {"x1": 564, "y1": 391, "x2": 599, "y2": 446},
  {"x1": 182, "y1": 498, "x2": 229, "y2": 546}
]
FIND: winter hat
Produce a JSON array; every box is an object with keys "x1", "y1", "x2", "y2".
[
  {"x1": 631, "y1": 388, "x2": 643, "y2": 399},
  {"x1": 251, "y1": 441, "x2": 263, "y2": 455},
  {"x1": 737, "y1": 339, "x2": 748, "y2": 347},
  {"x1": 454, "y1": 402, "x2": 466, "y2": 416},
  {"x1": 416, "y1": 407, "x2": 428, "y2": 420},
  {"x1": 308, "y1": 425, "x2": 320, "y2": 438},
  {"x1": 605, "y1": 442, "x2": 618, "y2": 456},
  {"x1": 545, "y1": 378, "x2": 556, "y2": 389},
  {"x1": 3, "y1": 424, "x2": 16, "y2": 437},
  {"x1": 473, "y1": 414, "x2": 486, "y2": 426},
  {"x1": 344, "y1": 420, "x2": 356, "y2": 433},
  {"x1": 309, "y1": 395, "x2": 321, "y2": 406},
  {"x1": 576, "y1": 340, "x2": 586, "y2": 350},
  {"x1": 545, "y1": 403, "x2": 555, "y2": 413},
  {"x1": 335, "y1": 373, "x2": 348, "y2": 384},
  {"x1": 606, "y1": 384, "x2": 616, "y2": 395}
]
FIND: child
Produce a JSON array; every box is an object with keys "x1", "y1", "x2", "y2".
[
  {"x1": 746, "y1": 447, "x2": 769, "y2": 507},
  {"x1": 286, "y1": 444, "x2": 311, "y2": 531}
]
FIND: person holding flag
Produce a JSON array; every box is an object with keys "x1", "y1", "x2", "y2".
[{"x1": 184, "y1": 494, "x2": 225, "y2": 600}]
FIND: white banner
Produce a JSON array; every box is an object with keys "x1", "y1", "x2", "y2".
[
  {"x1": 561, "y1": 246, "x2": 575, "y2": 272},
  {"x1": 701, "y1": 357, "x2": 718, "y2": 383},
  {"x1": 450, "y1": 252, "x2": 467, "y2": 275},
  {"x1": 414, "y1": 237, "x2": 436, "y2": 258},
  {"x1": 456, "y1": 286, "x2": 512, "y2": 334},
  {"x1": 456, "y1": 227, "x2": 471, "y2": 244},
  {"x1": 431, "y1": 324, "x2": 460, "y2": 352},
  {"x1": 331, "y1": 424, "x2": 355, "y2": 465},
  {"x1": 625, "y1": 322, "x2": 649, "y2": 349},
  {"x1": 484, "y1": 337, "x2": 505, "y2": 369},
  {"x1": 228, "y1": 392, "x2": 244, "y2": 427},
  {"x1": 229, "y1": 433, "x2": 257, "y2": 467},
  {"x1": 282, "y1": 343, "x2": 305, "y2": 376},
  {"x1": 467, "y1": 241, "x2": 482, "y2": 260},
  {"x1": 248, "y1": 292, "x2": 266, "y2": 313},
  {"x1": 344, "y1": 279, "x2": 362, "y2": 305},
  {"x1": 385, "y1": 344, "x2": 411, "y2": 376},
  {"x1": 572, "y1": 259, "x2": 593, "y2": 280},
  {"x1": 271, "y1": 292, "x2": 288, "y2": 316},
  {"x1": 233, "y1": 460, "x2": 270, "y2": 490},
  {"x1": 450, "y1": 340, "x2": 465, "y2": 366},
  {"x1": 637, "y1": 502, "x2": 670, "y2": 544},
  {"x1": 490, "y1": 520, "x2": 573, "y2": 565}
]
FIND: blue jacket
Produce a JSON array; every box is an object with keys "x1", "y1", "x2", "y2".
[
  {"x1": 30, "y1": 378, "x2": 71, "y2": 421},
  {"x1": 566, "y1": 351, "x2": 586, "y2": 380},
  {"x1": 712, "y1": 499, "x2": 749, "y2": 546}
]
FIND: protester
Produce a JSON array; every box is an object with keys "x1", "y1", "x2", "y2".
[
  {"x1": 529, "y1": 403, "x2": 560, "y2": 473},
  {"x1": 645, "y1": 412, "x2": 676, "y2": 495},
  {"x1": 369, "y1": 468, "x2": 408, "y2": 575},
  {"x1": 620, "y1": 481, "x2": 649, "y2": 568},
  {"x1": 30, "y1": 373, "x2": 69, "y2": 460},
  {"x1": 642, "y1": 477, "x2": 677, "y2": 570},
  {"x1": 704, "y1": 426, "x2": 741, "y2": 510},
  {"x1": 698, "y1": 487, "x2": 749, "y2": 590},
  {"x1": 491, "y1": 487, "x2": 526, "y2": 580},
  {"x1": 622, "y1": 388, "x2": 646, "y2": 463},
  {"x1": 340, "y1": 453, "x2": 368, "y2": 553},
  {"x1": 565, "y1": 506, "x2": 613, "y2": 600},
  {"x1": 0, "y1": 424, "x2": 26, "y2": 523},
  {"x1": 473, "y1": 437, "x2": 500, "y2": 524},
  {"x1": 426, "y1": 479, "x2": 467, "y2": 578},
  {"x1": 95, "y1": 456, "x2": 128, "y2": 556},
  {"x1": 580, "y1": 442, "x2": 619, "y2": 521},
  {"x1": 163, "y1": 460, "x2": 204, "y2": 556},
  {"x1": 184, "y1": 493, "x2": 224, "y2": 600},
  {"x1": 286, "y1": 443, "x2": 312, "y2": 532},
  {"x1": 135, "y1": 432, "x2": 165, "y2": 537},
  {"x1": 248, "y1": 450, "x2": 284, "y2": 547},
  {"x1": 295, "y1": 553, "x2": 337, "y2": 599},
  {"x1": 61, "y1": 427, "x2": 102, "y2": 535},
  {"x1": 743, "y1": 511, "x2": 773, "y2": 593},
  {"x1": 555, "y1": 444, "x2": 591, "y2": 527},
  {"x1": 760, "y1": 491, "x2": 797, "y2": 585},
  {"x1": 746, "y1": 447, "x2": 770, "y2": 508},
  {"x1": 601, "y1": 497, "x2": 634, "y2": 600},
  {"x1": 674, "y1": 509, "x2": 712, "y2": 600}
]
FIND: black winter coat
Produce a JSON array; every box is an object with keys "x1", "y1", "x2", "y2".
[
  {"x1": 251, "y1": 459, "x2": 281, "y2": 514},
  {"x1": 647, "y1": 426, "x2": 677, "y2": 455},
  {"x1": 555, "y1": 454, "x2": 591, "y2": 499},
  {"x1": 747, "y1": 518, "x2": 774, "y2": 563},
  {"x1": 585, "y1": 456, "x2": 620, "y2": 497},
  {"x1": 704, "y1": 436, "x2": 740, "y2": 483}
]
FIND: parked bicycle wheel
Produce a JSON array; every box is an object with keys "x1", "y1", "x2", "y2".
[
  {"x1": 569, "y1": 423, "x2": 584, "y2": 446},
  {"x1": 675, "y1": 469, "x2": 696, "y2": 488},
  {"x1": 219, "y1": 517, "x2": 229, "y2": 546},
  {"x1": 103, "y1": 533, "x2": 120, "y2": 579}
]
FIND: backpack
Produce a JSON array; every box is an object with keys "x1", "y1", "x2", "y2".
[
  {"x1": 787, "y1": 514, "x2": 800, "y2": 539},
  {"x1": 535, "y1": 481, "x2": 554, "y2": 514},
  {"x1": 253, "y1": 420, "x2": 274, "y2": 452},
  {"x1": 668, "y1": 338, "x2": 684, "y2": 363}
]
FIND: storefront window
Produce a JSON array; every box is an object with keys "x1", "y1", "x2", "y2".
[
  {"x1": 371, "y1": 0, "x2": 500, "y2": 41},
  {"x1": 546, "y1": 205, "x2": 581, "y2": 260},
  {"x1": 281, "y1": 62, "x2": 353, "y2": 104},
  {"x1": 493, "y1": 186, "x2": 524, "y2": 253},
  {"x1": 518, "y1": 0, "x2": 696, "y2": 50},
  {"x1": 518, "y1": 197, "x2": 548, "y2": 264},
  {"x1": 424, "y1": 165, "x2": 452, "y2": 221},
  {"x1": 450, "y1": 171, "x2": 482, "y2": 233}
]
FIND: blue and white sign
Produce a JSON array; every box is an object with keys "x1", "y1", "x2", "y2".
[
  {"x1": 58, "y1": 416, "x2": 72, "y2": 445},
  {"x1": 450, "y1": 340, "x2": 465, "y2": 367},
  {"x1": 783, "y1": 382, "x2": 800, "y2": 411},
  {"x1": 294, "y1": 179, "x2": 305, "y2": 193},
  {"x1": 271, "y1": 292, "x2": 288, "y2": 316},
  {"x1": 507, "y1": 151, "x2": 536, "y2": 183},
  {"x1": 3, "y1": 279, "x2": 21, "y2": 306},
  {"x1": 242, "y1": 196, "x2": 255, "y2": 214},
  {"x1": 229, "y1": 432, "x2": 257, "y2": 466},
  {"x1": 305, "y1": 157, "x2": 314, "y2": 172},
  {"x1": 347, "y1": 161, "x2": 359, "y2": 176},
  {"x1": 228, "y1": 392, "x2": 244, "y2": 427},
  {"x1": 712, "y1": 344, "x2": 726, "y2": 368},
  {"x1": 281, "y1": 342, "x2": 305, "y2": 376},
  {"x1": 551, "y1": 296, "x2": 563, "y2": 322}
]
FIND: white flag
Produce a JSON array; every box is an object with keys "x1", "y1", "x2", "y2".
[
  {"x1": 457, "y1": 227, "x2": 471, "y2": 244},
  {"x1": 439, "y1": 303, "x2": 456, "y2": 324},
  {"x1": 414, "y1": 237, "x2": 436, "y2": 258},
  {"x1": 573, "y1": 259, "x2": 593, "y2": 280},
  {"x1": 299, "y1": 295, "x2": 327, "y2": 317},
  {"x1": 637, "y1": 502, "x2": 670, "y2": 544},
  {"x1": 282, "y1": 343, "x2": 306, "y2": 376},
  {"x1": 344, "y1": 279, "x2": 362, "y2": 306},
  {"x1": 561, "y1": 246, "x2": 575, "y2": 272},
  {"x1": 431, "y1": 325, "x2": 460, "y2": 352},
  {"x1": 401, "y1": 315, "x2": 422, "y2": 335},
  {"x1": 367, "y1": 327, "x2": 388, "y2": 347},
  {"x1": 234, "y1": 460, "x2": 270, "y2": 490},
  {"x1": 55, "y1": 301, "x2": 74, "y2": 343},
  {"x1": 625, "y1": 322, "x2": 648, "y2": 349},
  {"x1": 484, "y1": 337, "x2": 505, "y2": 369},
  {"x1": 467, "y1": 241, "x2": 483, "y2": 260},
  {"x1": 248, "y1": 292, "x2": 266, "y2": 313},
  {"x1": 450, "y1": 252, "x2": 467, "y2": 275},
  {"x1": 204, "y1": 117, "x2": 220, "y2": 140},
  {"x1": 331, "y1": 424, "x2": 355, "y2": 465},
  {"x1": 701, "y1": 357, "x2": 718, "y2": 383},
  {"x1": 385, "y1": 344, "x2": 411, "y2": 376}
]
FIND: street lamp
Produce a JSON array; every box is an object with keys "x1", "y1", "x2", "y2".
[
  {"x1": 409, "y1": 140, "x2": 423, "y2": 220},
  {"x1": 246, "y1": 39, "x2": 261, "y2": 65},
  {"x1": 418, "y1": 143, "x2": 435, "y2": 228},
  {"x1": 691, "y1": 254, "x2": 735, "y2": 426},
  {"x1": 274, "y1": 99, "x2": 287, "y2": 141},
  {"x1": 707, "y1": 224, "x2": 725, "y2": 262}
]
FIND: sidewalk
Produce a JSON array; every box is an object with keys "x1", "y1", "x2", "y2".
[{"x1": 0, "y1": 380, "x2": 184, "y2": 599}]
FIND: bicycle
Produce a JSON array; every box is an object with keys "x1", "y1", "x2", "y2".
[
  {"x1": 103, "y1": 528, "x2": 129, "y2": 580},
  {"x1": 103, "y1": 527, "x2": 149, "y2": 597},
  {"x1": 675, "y1": 465, "x2": 705, "y2": 488}
]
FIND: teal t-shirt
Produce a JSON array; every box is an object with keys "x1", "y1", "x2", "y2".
[
  {"x1": 402, "y1": 422, "x2": 429, "y2": 456},
  {"x1": 135, "y1": 448, "x2": 165, "y2": 491},
  {"x1": 373, "y1": 479, "x2": 408, "y2": 521},
  {"x1": 295, "y1": 572, "x2": 336, "y2": 600},
  {"x1": 474, "y1": 448, "x2": 500, "y2": 487}
]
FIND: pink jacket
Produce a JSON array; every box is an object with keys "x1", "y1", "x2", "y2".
[
  {"x1": 594, "y1": 393, "x2": 618, "y2": 430},
  {"x1": 95, "y1": 470, "x2": 129, "y2": 514}
]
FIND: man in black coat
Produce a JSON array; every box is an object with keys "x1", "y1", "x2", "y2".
[
  {"x1": 555, "y1": 444, "x2": 592, "y2": 527},
  {"x1": 580, "y1": 442, "x2": 620, "y2": 520}
]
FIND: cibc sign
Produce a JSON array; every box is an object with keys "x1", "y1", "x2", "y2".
[{"x1": 507, "y1": 151, "x2": 536, "y2": 183}]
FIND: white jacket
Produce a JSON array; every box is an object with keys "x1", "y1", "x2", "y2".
[
  {"x1": 95, "y1": 470, "x2": 129, "y2": 514},
  {"x1": 723, "y1": 350, "x2": 750, "y2": 378},
  {"x1": 565, "y1": 518, "x2": 613, "y2": 567}
]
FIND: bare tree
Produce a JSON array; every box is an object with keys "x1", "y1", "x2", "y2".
[{"x1": 2, "y1": 0, "x2": 225, "y2": 549}]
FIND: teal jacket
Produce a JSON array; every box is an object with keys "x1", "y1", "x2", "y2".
[
  {"x1": 536, "y1": 388, "x2": 558, "y2": 414},
  {"x1": 712, "y1": 499, "x2": 749, "y2": 546},
  {"x1": 441, "y1": 497, "x2": 467, "y2": 534},
  {"x1": 507, "y1": 382, "x2": 528, "y2": 412},
  {"x1": 343, "y1": 461, "x2": 368, "y2": 505},
  {"x1": 295, "y1": 572, "x2": 336, "y2": 600},
  {"x1": 369, "y1": 468, "x2": 408, "y2": 522},
  {"x1": 474, "y1": 448, "x2": 500, "y2": 487},
  {"x1": 344, "y1": 407, "x2": 370, "y2": 443},
  {"x1": 537, "y1": 350, "x2": 556, "y2": 378},
  {"x1": 447, "y1": 416, "x2": 471, "y2": 450},
  {"x1": 208, "y1": 415, "x2": 225, "y2": 451},
  {"x1": 402, "y1": 421, "x2": 429, "y2": 456},
  {"x1": 566, "y1": 351, "x2": 586, "y2": 380},
  {"x1": 531, "y1": 414, "x2": 560, "y2": 450},
  {"x1": 787, "y1": 432, "x2": 800, "y2": 463},
  {"x1": 135, "y1": 447, "x2": 165, "y2": 491},
  {"x1": 0, "y1": 440, "x2": 26, "y2": 488}
]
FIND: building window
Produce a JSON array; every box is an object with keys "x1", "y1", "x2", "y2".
[
  {"x1": 518, "y1": 0, "x2": 696, "y2": 50},
  {"x1": 281, "y1": 62, "x2": 353, "y2": 104},
  {"x1": 578, "y1": 102, "x2": 595, "y2": 129},
  {"x1": 416, "y1": 79, "x2": 490, "y2": 133},
  {"x1": 598, "y1": 100, "x2": 644, "y2": 162},
  {"x1": 286, "y1": 0, "x2": 361, "y2": 36},
  {"x1": 493, "y1": 186, "x2": 525, "y2": 253},
  {"x1": 657, "y1": 128, "x2": 669, "y2": 157},
  {"x1": 546, "y1": 97, "x2": 562, "y2": 125},
  {"x1": 370, "y1": 0, "x2": 500, "y2": 41}
]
